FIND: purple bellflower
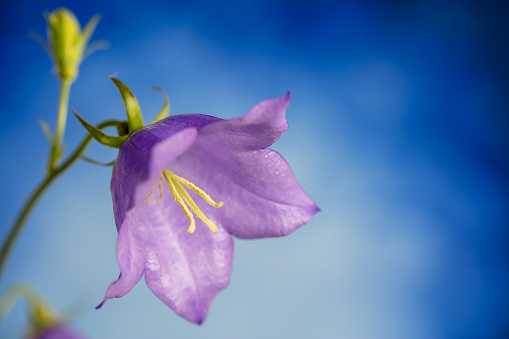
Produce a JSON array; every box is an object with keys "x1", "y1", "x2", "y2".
[
  {"x1": 15, "y1": 288, "x2": 88, "y2": 339},
  {"x1": 31, "y1": 326, "x2": 87, "y2": 339},
  {"x1": 93, "y1": 89, "x2": 318, "y2": 324}
]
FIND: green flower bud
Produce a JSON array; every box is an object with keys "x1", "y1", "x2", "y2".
[
  {"x1": 0, "y1": 284, "x2": 61, "y2": 338},
  {"x1": 45, "y1": 8, "x2": 100, "y2": 81},
  {"x1": 29, "y1": 300, "x2": 59, "y2": 334}
]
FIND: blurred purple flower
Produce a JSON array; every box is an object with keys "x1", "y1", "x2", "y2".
[
  {"x1": 30, "y1": 325, "x2": 87, "y2": 339},
  {"x1": 98, "y1": 93, "x2": 319, "y2": 324}
]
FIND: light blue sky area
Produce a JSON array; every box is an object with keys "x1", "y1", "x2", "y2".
[{"x1": 1, "y1": 1, "x2": 508, "y2": 338}]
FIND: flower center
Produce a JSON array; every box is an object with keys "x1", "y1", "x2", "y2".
[{"x1": 146, "y1": 169, "x2": 223, "y2": 234}]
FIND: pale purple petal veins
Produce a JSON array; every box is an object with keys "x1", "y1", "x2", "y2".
[
  {"x1": 171, "y1": 145, "x2": 319, "y2": 239},
  {"x1": 200, "y1": 92, "x2": 291, "y2": 150},
  {"x1": 143, "y1": 114, "x2": 220, "y2": 140},
  {"x1": 146, "y1": 127, "x2": 197, "y2": 184},
  {"x1": 111, "y1": 127, "x2": 198, "y2": 229},
  {"x1": 103, "y1": 180, "x2": 234, "y2": 324},
  {"x1": 142, "y1": 200, "x2": 233, "y2": 324},
  {"x1": 110, "y1": 140, "x2": 149, "y2": 230},
  {"x1": 97, "y1": 212, "x2": 146, "y2": 308}
]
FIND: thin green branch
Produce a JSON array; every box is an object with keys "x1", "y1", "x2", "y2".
[
  {"x1": 50, "y1": 79, "x2": 72, "y2": 170},
  {"x1": 80, "y1": 156, "x2": 115, "y2": 167}
]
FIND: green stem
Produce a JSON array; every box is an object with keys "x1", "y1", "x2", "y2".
[
  {"x1": 50, "y1": 79, "x2": 72, "y2": 169},
  {"x1": 0, "y1": 120, "x2": 124, "y2": 288}
]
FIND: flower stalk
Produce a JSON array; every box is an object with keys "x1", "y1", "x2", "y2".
[
  {"x1": 50, "y1": 78, "x2": 72, "y2": 169},
  {"x1": 0, "y1": 7, "x2": 104, "y2": 289}
]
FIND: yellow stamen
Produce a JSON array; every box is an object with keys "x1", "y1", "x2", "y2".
[
  {"x1": 158, "y1": 172, "x2": 164, "y2": 199},
  {"x1": 173, "y1": 175, "x2": 224, "y2": 208},
  {"x1": 163, "y1": 171, "x2": 196, "y2": 233},
  {"x1": 171, "y1": 177, "x2": 218, "y2": 234},
  {"x1": 146, "y1": 185, "x2": 154, "y2": 205},
  {"x1": 161, "y1": 169, "x2": 223, "y2": 234}
]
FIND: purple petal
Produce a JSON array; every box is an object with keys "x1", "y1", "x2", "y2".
[
  {"x1": 200, "y1": 92, "x2": 291, "y2": 149},
  {"x1": 111, "y1": 127, "x2": 198, "y2": 230},
  {"x1": 33, "y1": 326, "x2": 87, "y2": 339},
  {"x1": 167, "y1": 92, "x2": 318, "y2": 238},
  {"x1": 147, "y1": 128, "x2": 198, "y2": 180},
  {"x1": 101, "y1": 190, "x2": 233, "y2": 324},
  {"x1": 98, "y1": 212, "x2": 146, "y2": 307},
  {"x1": 171, "y1": 146, "x2": 318, "y2": 239},
  {"x1": 142, "y1": 114, "x2": 220, "y2": 141},
  {"x1": 142, "y1": 201, "x2": 233, "y2": 324}
]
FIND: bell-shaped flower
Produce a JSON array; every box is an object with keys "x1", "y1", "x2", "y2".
[{"x1": 85, "y1": 81, "x2": 318, "y2": 324}]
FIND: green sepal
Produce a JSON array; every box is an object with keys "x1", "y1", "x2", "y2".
[
  {"x1": 81, "y1": 156, "x2": 115, "y2": 167},
  {"x1": 81, "y1": 14, "x2": 101, "y2": 47},
  {"x1": 29, "y1": 31, "x2": 50, "y2": 57},
  {"x1": 116, "y1": 121, "x2": 129, "y2": 136},
  {"x1": 37, "y1": 119, "x2": 54, "y2": 144},
  {"x1": 149, "y1": 86, "x2": 170, "y2": 124},
  {"x1": 72, "y1": 110, "x2": 128, "y2": 148},
  {"x1": 110, "y1": 77, "x2": 144, "y2": 134},
  {"x1": 0, "y1": 284, "x2": 58, "y2": 334}
]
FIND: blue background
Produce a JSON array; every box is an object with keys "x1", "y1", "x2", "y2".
[{"x1": 1, "y1": 1, "x2": 508, "y2": 338}]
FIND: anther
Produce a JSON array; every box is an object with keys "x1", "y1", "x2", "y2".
[
  {"x1": 163, "y1": 171, "x2": 196, "y2": 233},
  {"x1": 174, "y1": 176, "x2": 224, "y2": 208},
  {"x1": 158, "y1": 172, "x2": 164, "y2": 199},
  {"x1": 146, "y1": 185, "x2": 154, "y2": 205},
  {"x1": 172, "y1": 179, "x2": 218, "y2": 234},
  {"x1": 161, "y1": 169, "x2": 223, "y2": 234}
]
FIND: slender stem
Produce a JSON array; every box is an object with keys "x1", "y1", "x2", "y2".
[
  {"x1": 51, "y1": 79, "x2": 72, "y2": 169},
  {"x1": 0, "y1": 120, "x2": 123, "y2": 288},
  {"x1": 55, "y1": 79, "x2": 71, "y2": 150}
]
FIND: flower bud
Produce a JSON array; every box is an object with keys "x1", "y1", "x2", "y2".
[
  {"x1": 25, "y1": 296, "x2": 86, "y2": 339},
  {"x1": 45, "y1": 8, "x2": 99, "y2": 81}
]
